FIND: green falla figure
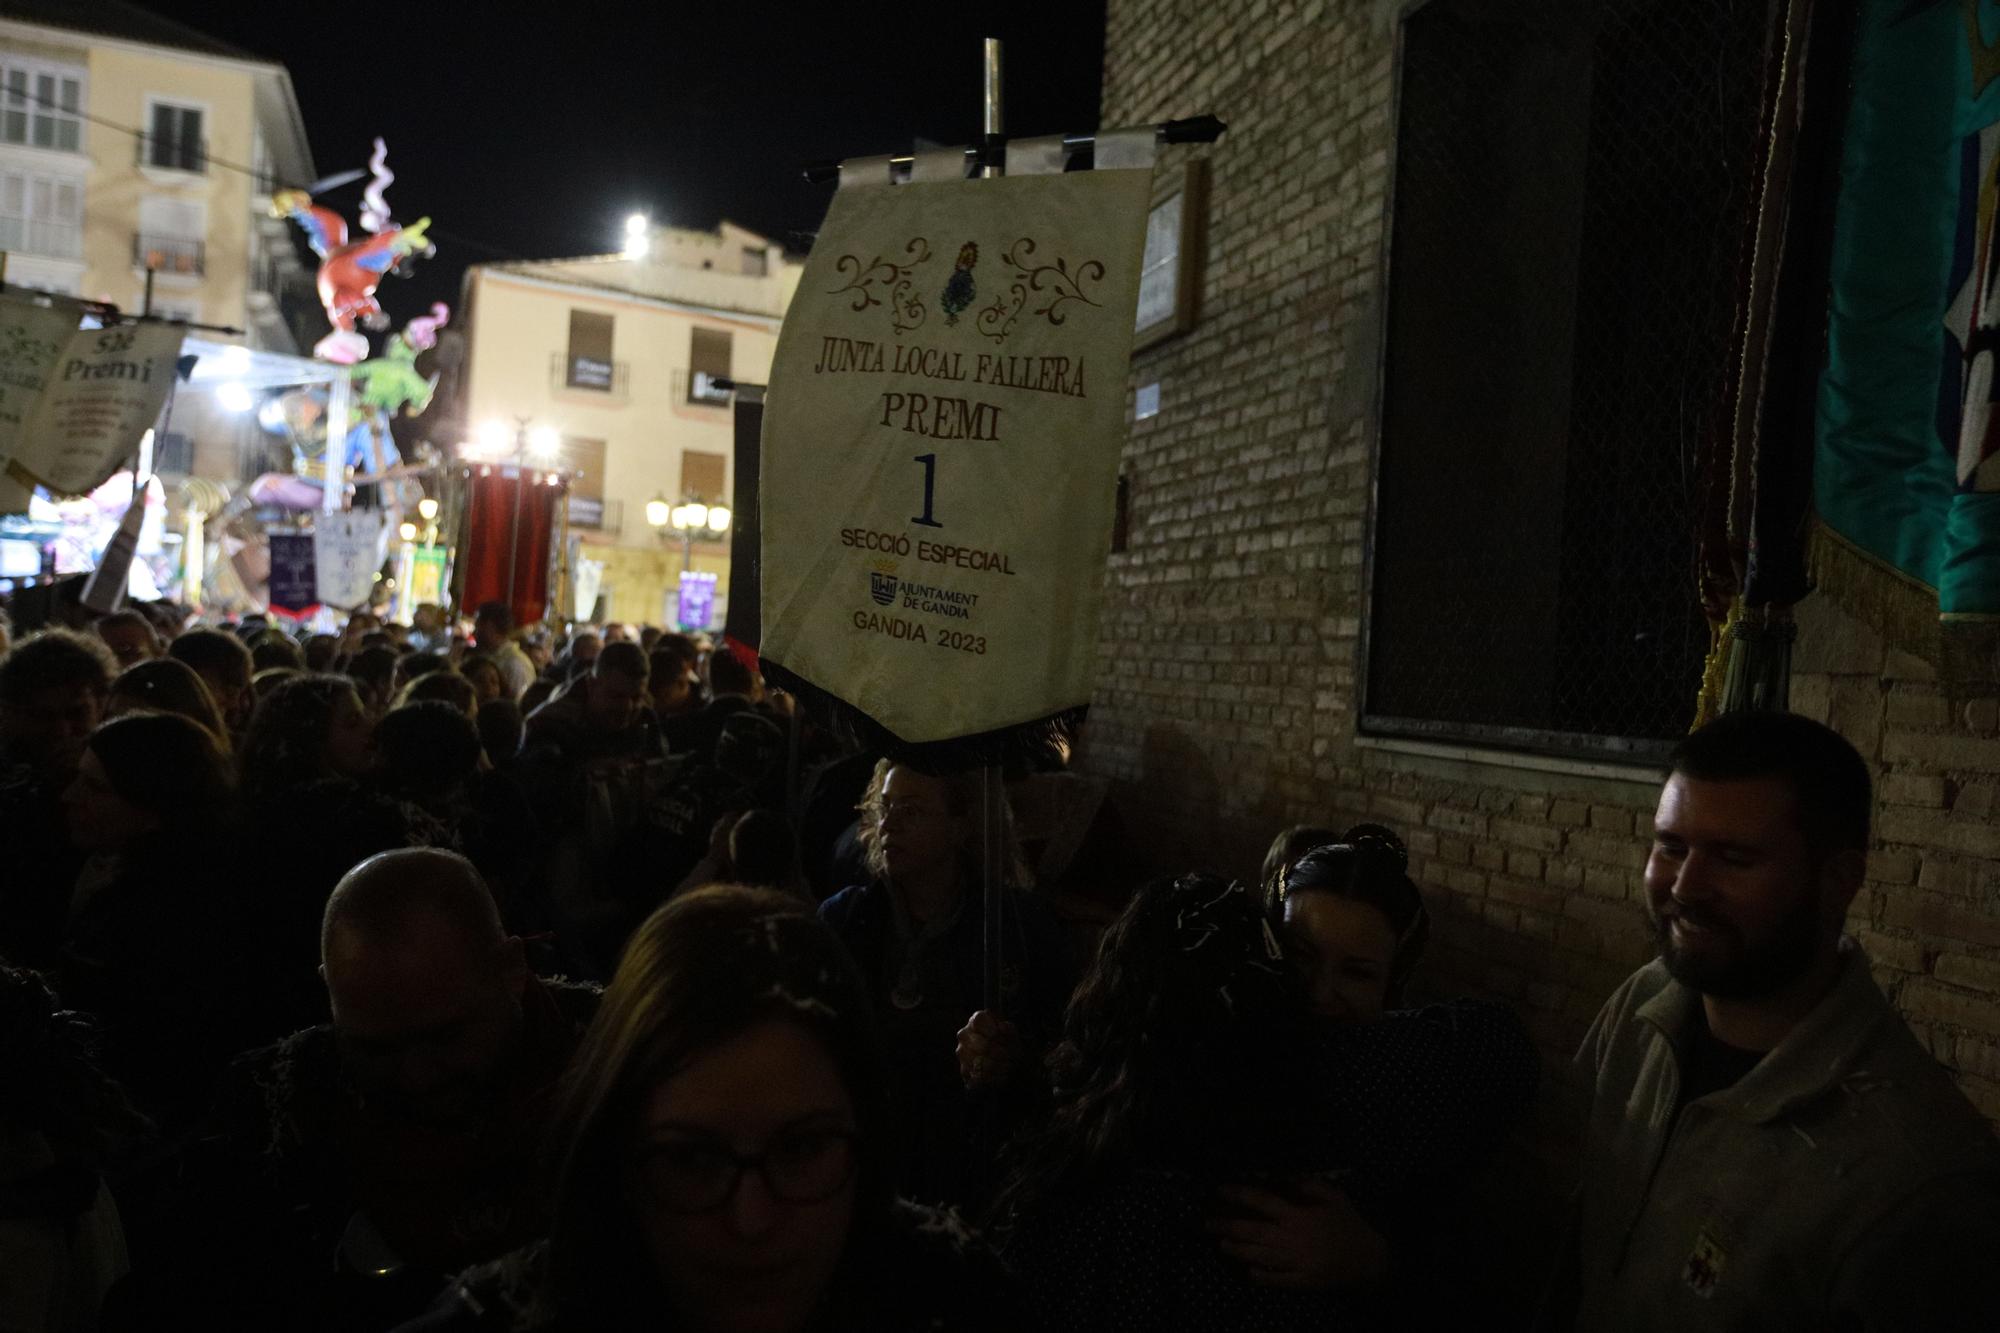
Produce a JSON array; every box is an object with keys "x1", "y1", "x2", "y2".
[{"x1": 354, "y1": 302, "x2": 449, "y2": 418}]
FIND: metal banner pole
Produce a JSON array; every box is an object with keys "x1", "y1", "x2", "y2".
[
  {"x1": 324, "y1": 371, "x2": 350, "y2": 515},
  {"x1": 980, "y1": 35, "x2": 1006, "y2": 1019},
  {"x1": 505, "y1": 423, "x2": 526, "y2": 623}
]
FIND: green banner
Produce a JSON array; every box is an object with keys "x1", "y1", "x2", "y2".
[{"x1": 1815, "y1": 0, "x2": 2000, "y2": 668}]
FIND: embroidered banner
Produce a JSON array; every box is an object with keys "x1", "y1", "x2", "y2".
[
  {"x1": 267, "y1": 531, "x2": 320, "y2": 615},
  {"x1": 0, "y1": 295, "x2": 79, "y2": 515},
  {"x1": 312, "y1": 510, "x2": 388, "y2": 611},
  {"x1": 1813, "y1": 0, "x2": 2000, "y2": 681},
  {"x1": 760, "y1": 163, "x2": 1153, "y2": 743},
  {"x1": 7, "y1": 320, "x2": 186, "y2": 498}
]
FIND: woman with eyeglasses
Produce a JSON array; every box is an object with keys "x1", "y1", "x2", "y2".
[{"x1": 399, "y1": 885, "x2": 1023, "y2": 1332}]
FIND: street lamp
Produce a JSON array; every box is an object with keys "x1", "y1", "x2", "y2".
[{"x1": 647, "y1": 491, "x2": 730, "y2": 573}]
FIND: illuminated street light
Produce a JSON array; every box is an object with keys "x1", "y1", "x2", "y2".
[
  {"x1": 649, "y1": 492, "x2": 731, "y2": 575},
  {"x1": 477, "y1": 420, "x2": 511, "y2": 454},
  {"x1": 528, "y1": 426, "x2": 562, "y2": 458},
  {"x1": 417, "y1": 496, "x2": 439, "y2": 522}
]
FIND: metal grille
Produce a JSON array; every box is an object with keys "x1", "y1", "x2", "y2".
[{"x1": 1364, "y1": 0, "x2": 1772, "y2": 761}]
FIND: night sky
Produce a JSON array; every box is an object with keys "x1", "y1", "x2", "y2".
[{"x1": 146, "y1": 0, "x2": 1108, "y2": 317}]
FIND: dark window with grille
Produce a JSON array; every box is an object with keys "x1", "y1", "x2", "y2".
[
  {"x1": 689, "y1": 327, "x2": 733, "y2": 404},
  {"x1": 147, "y1": 103, "x2": 203, "y2": 172},
  {"x1": 566, "y1": 310, "x2": 614, "y2": 390},
  {"x1": 1364, "y1": 0, "x2": 1768, "y2": 761}
]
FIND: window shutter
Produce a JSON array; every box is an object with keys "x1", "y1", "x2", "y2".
[
  {"x1": 689, "y1": 328, "x2": 732, "y2": 403},
  {"x1": 566, "y1": 310, "x2": 615, "y2": 389},
  {"x1": 149, "y1": 103, "x2": 174, "y2": 165},
  {"x1": 680, "y1": 449, "x2": 726, "y2": 502}
]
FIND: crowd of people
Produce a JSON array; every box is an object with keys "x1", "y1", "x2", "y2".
[{"x1": 1, "y1": 594, "x2": 1997, "y2": 1331}]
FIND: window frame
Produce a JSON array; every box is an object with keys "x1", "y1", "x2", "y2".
[
  {"x1": 679, "y1": 448, "x2": 728, "y2": 506},
  {"x1": 1355, "y1": 0, "x2": 1703, "y2": 768},
  {"x1": 0, "y1": 55, "x2": 85, "y2": 154},
  {"x1": 687, "y1": 326, "x2": 734, "y2": 405},
  {"x1": 0, "y1": 163, "x2": 83, "y2": 260},
  {"x1": 564, "y1": 308, "x2": 617, "y2": 391},
  {"x1": 142, "y1": 95, "x2": 209, "y2": 175}
]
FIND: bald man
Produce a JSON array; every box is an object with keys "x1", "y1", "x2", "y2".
[{"x1": 170, "y1": 850, "x2": 599, "y2": 1328}]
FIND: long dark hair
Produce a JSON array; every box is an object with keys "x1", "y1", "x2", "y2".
[
  {"x1": 106, "y1": 657, "x2": 230, "y2": 749},
  {"x1": 541, "y1": 886, "x2": 895, "y2": 1323},
  {"x1": 238, "y1": 673, "x2": 360, "y2": 792},
  {"x1": 1279, "y1": 823, "x2": 1430, "y2": 1006},
  {"x1": 994, "y1": 873, "x2": 1329, "y2": 1227},
  {"x1": 89, "y1": 711, "x2": 236, "y2": 838}
]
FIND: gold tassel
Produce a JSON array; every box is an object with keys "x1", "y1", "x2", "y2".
[
  {"x1": 1807, "y1": 521, "x2": 1942, "y2": 664},
  {"x1": 1691, "y1": 597, "x2": 1744, "y2": 732}
]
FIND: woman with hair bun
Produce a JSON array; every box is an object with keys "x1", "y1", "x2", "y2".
[{"x1": 1275, "y1": 823, "x2": 1432, "y2": 1024}]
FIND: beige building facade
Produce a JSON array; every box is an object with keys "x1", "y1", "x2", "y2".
[
  {"x1": 0, "y1": 3, "x2": 316, "y2": 352},
  {"x1": 458, "y1": 221, "x2": 802, "y2": 630}
]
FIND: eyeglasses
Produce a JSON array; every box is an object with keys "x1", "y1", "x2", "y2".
[{"x1": 636, "y1": 1129, "x2": 860, "y2": 1214}]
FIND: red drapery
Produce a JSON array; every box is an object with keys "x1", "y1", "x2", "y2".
[{"x1": 459, "y1": 470, "x2": 556, "y2": 627}]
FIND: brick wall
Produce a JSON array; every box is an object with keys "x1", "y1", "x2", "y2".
[
  {"x1": 1089, "y1": 0, "x2": 1391, "y2": 875},
  {"x1": 1087, "y1": 0, "x2": 2000, "y2": 1306}
]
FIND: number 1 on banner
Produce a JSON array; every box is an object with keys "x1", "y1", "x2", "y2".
[{"x1": 912, "y1": 453, "x2": 944, "y2": 528}]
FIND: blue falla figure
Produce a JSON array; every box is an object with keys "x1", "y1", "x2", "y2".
[{"x1": 941, "y1": 242, "x2": 978, "y2": 324}]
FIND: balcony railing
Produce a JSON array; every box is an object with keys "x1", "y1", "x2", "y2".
[
  {"x1": 549, "y1": 351, "x2": 630, "y2": 398},
  {"x1": 568, "y1": 494, "x2": 621, "y2": 534},
  {"x1": 674, "y1": 367, "x2": 735, "y2": 406},
  {"x1": 133, "y1": 234, "x2": 205, "y2": 276},
  {"x1": 0, "y1": 215, "x2": 80, "y2": 260},
  {"x1": 136, "y1": 133, "x2": 207, "y2": 174}
]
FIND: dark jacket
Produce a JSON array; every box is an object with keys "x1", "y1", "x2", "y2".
[
  {"x1": 0, "y1": 759, "x2": 86, "y2": 969},
  {"x1": 517, "y1": 693, "x2": 670, "y2": 975},
  {"x1": 55, "y1": 831, "x2": 257, "y2": 1134},
  {"x1": 1002, "y1": 1001, "x2": 1539, "y2": 1333},
  {"x1": 394, "y1": 1200, "x2": 1027, "y2": 1332},
  {"x1": 820, "y1": 880, "x2": 1078, "y2": 1208},
  {"x1": 660, "y1": 694, "x2": 754, "y2": 761},
  {"x1": 119, "y1": 977, "x2": 600, "y2": 1331}
]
